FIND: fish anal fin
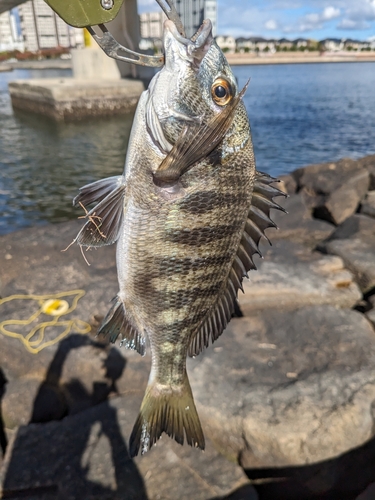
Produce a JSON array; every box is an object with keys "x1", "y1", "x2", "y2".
[
  {"x1": 129, "y1": 374, "x2": 205, "y2": 457},
  {"x1": 74, "y1": 177, "x2": 126, "y2": 248},
  {"x1": 98, "y1": 296, "x2": 146, "y2": 356}
]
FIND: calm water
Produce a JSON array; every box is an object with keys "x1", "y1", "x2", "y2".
[{"x1": 0, "y1": 63, "x2": 374, "y2": 235}]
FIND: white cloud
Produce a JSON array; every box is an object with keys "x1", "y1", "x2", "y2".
[
  {"x1": 337, "y1": 18, "x2": 371, "y2": 29},
  {"x1": 265, "y1": 19, "x2": 278, "y2": 30},
  {"x1": 322, "y1": 6, "x2": 341, "y2": 20},
  {"x1": 285, "y1": 5, "x2": 341, "y2": 33}
]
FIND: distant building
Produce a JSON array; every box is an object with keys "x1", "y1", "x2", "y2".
[
  {"x1": 321, "y1": 38, "x2": 344, "y2": 51},
  {"x1": 215, "y1": 35, "x2": 235, "y2": 53},
  {"x1": 0, "y1": 9, "x2": 24, "y2": 51},
  {"x1": 17, "y1": 0, "x2": 83, "y2": 52},
  {"x1": 175, "y1": 0, "x2": 217, "y2": 37},
  {"x1": 139, "y1": 11, "x2": 166, "y2": 39}
]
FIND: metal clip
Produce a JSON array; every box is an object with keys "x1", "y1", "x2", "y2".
[{"x1": 87, "y1": 24, "x2": 165, "y2": 67}]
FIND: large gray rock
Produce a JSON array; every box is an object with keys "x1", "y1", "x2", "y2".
[
  {"x1": 189, "y1": 306, "x2": 375, "y2": 473},
  {"x1": 0, "y1": 395, "x2": 256, "y2": 500},
  {"x1": 271, "y1": 194, "x2": 334, "y2": 248},
  {"x1": 357, "y1": 154, "x2": 375, "y2": 190},
  {"x1": 239, "y1": 240, "x2": 361, "y2": 313},
  {"x1": 360, "y1": 190, "x2": 375, "y2": 218},
  {"x1": 292, "y1": 157, "x2": 370, "y2": 225},
  {"x1": 319, "y1": 214, "x2": 375, "y2": 293}
]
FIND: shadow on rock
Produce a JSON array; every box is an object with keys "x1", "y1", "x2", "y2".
[
  {"x1": 2, "y1": 335, "x2": 148, "y2": 499},
  {"x1": 0, "y1": 368, "x2": 7, "y2": 457},
  {"x1": 244, "y1": 434, "x2": 375, "y2": 500}
]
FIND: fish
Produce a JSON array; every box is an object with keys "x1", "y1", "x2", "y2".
[{"x1": 71, "y1": 15, "x2": 285, "y2": 457}]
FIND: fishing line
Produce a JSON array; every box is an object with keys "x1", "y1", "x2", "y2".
[{"x1": 0, "y1": 289, "x2": 91, "y2": 354}]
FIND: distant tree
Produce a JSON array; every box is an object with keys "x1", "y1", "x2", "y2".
[
  {"x1": 264, "y1": 45, "x2": 269, "y2": 52},
  {"x1": 244, "y1": 47, "x2": 250, "y2": 53}
]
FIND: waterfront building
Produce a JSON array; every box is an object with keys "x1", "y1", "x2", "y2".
[
  {"x1": 175, "y1": 0, "x2": 217, "y2": 37},
  {"x1": 17, "y1": 0, "x2": 83, "y2": 52},
  {"x1": 139, "y1": 11, "x2": 166, "y2": 39},
  {"x1": 0, "y1": 9, "x2": 23, "y2": 51},
  {"x1": 215, "y1": 35, "x2": 236, "y2": 53}
]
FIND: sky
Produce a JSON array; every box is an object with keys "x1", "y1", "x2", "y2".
[{"x1": 138, "y1": 0, "x2": 375, "y2": 41}]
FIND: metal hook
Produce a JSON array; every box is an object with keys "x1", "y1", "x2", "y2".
[
  {"x1": 155, "y1": 0, "x2": 186, "y2": 37},
  {"x1": 87, "y1": 24, "x2": 165, "y2": 67}
]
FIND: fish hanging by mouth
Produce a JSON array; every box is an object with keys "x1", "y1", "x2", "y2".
[{"x1": 71, "y1": 11, "x2": 285, "y2": 457}]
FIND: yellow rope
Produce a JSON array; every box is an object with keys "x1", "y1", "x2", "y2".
[{"x1": 0, "y1": 289, "x2": 91, "y2": 354}]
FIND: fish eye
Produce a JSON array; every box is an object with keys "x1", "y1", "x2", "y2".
[{"x1": 211, "y1": 78, "x2": 233, "y2": 106}]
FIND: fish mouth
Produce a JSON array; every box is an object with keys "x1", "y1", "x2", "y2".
[{"x1": 164, "y1": 19, "x2": 213, "y2": 66}]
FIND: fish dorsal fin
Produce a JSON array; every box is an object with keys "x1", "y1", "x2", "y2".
[
  {"x1": 188, "y1": 171, "x2": 286, "y2": 357},
  {"x1": 73, "y1": 176, "x2": 126, "y2": 247},
  {"x1": 98, "y1": 296, "x2": 146, "y2": 356}
]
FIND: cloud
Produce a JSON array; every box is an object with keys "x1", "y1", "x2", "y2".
[
  {"x1": 284, "y1": 5, "x2": 341, "y2": 33},
  {"x1": 337, "y1": 18, "x2": 371, "y2": 29},
  {"x1": 322, "y1": 6, "x2": 341, "y2": 20},
  {"x1": 265, "y1": 19, "x2": 278, "y2": 30}
]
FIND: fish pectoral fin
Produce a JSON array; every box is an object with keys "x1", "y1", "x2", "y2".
[
  {"x1": 74, "y1": 176, "x2": 126, "y2": 247},
  {"x1": 98, "y1": 296, "x2": 146, "y2": 356},
  {"x1": 153, "y1": 82, "x2": 249, "y2": 184},
  {"x1": 129, "y1": 374, "x2": 205, "y2": 457},
  {"x1": 73, "y1": 175, "x2": 124, "y2": 208},
  {"x1": 189, "y1": 171, "x2": 286, "y2": 358}
]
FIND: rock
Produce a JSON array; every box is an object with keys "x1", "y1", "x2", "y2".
[
  {"x1": 319, "y1": 214, "x2": 375, "y2": 293},
  {"x1": 293, "y1": 157, "x2": 364, "y2": 195},
  {"x1": 239, "y1": 240, "x2": 361, "y2": 313},
  {"x1": 278, "y1": 174, "x2": 297, "y2": 195},
  {"x1": 360, "y1": 191, "x2": 375, "y2": 218},
  {"x1": 0, "y1": 395, "x2": 256, "y2": 500},
  {"x1": 271, "y1": 194, "x2": 334, "y2": 248},
  {"x1": 357, "y1": 482, "x2": 375, "y2": 500},
  {"x1": 316, "y1": 170, "x2": 370, "y2": 225},
  {"x1": 357, "y1": 154, "x2": 375, "y2": 190},
  {"x1": 2, "y1": 377, "x2": 66, "y2": 429},
  {"x1": 291, "y1": 158, "x2": 370, "y2": 225},
  {"x1": 366, "y1": 309, "x2": 375, "y2": 327},
  {"x1": 188, "y1": 306, "x2": 375, "y2": 472}
]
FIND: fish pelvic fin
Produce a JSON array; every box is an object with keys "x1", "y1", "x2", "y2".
[
  {"x1": 73, "y1": 175, "x2": 126, "y2": 247},
  {"x1": 98, "y1": 296, "x2": 146, "y2": 356},
  {"x1": 129, "y1": 373, "x2": 205, "y2": 457}
]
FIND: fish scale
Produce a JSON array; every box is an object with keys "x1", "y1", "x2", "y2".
[{"x1": 71, "y1": 16, "x2": 285, "y2": 457}]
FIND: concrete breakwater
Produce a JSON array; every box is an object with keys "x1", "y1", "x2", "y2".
[{"x1": 0, "y1": 154, "x2": 374, "y2": 499}]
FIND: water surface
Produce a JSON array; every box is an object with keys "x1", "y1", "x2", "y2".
[{"x1": 0, "y1": 63, "x2": 374, "y2": 235}]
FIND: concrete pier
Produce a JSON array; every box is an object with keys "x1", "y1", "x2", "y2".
[{"x1": 8, "y1": 78, "x2": 144, "y2": 121}]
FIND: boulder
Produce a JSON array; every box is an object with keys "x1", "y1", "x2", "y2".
[
  {"x1": 291, "y1": 158, "x2": 370, "y2": 225},
  {"x1": 0, "y1": 395, "x2": 257, "y2": 500},
  {"x1": 278, "y1": 174, "x2": 297, "y2": 195},
  {"x1": 360, "y1": 191, "x2": 375, "y2": 218},
  {"x1": 270, "y1": 194, "x2": 334, "y2": 248},
  {"x1": 239, "y1": 240, "x2": 361, "y2": 313},
  {"x1": 357, "y1": 483, "x2": 375, "y2": 500},
  {"x1": 319, "y1": 214, "x2": 375, "y2": 293},
  {"x1": 357, "y1": 154, "x2": 375, "y2": 190},
  {"x1": 293, "y1": 158, "x2": 364, "y2": 195},
  {"x1": 189, "y1": 306, "x2": 375, "y2": 473}
]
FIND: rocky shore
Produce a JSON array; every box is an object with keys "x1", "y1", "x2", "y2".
[{"x1": 0, "y1": 154, "x2": 374, "y2": 499}]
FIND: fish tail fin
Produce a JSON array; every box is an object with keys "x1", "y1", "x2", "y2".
[{"x1": 129, "y1": 373, "x2": 205, "y2": 457}]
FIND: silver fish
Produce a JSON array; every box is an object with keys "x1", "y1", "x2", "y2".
[{"x1": 72, "y1": 16, "x2": 284, "y2": 457}]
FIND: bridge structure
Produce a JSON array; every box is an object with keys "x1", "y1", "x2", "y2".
[{"x1": 0, "y1": 0, "x2": 145, "y2": 78}]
